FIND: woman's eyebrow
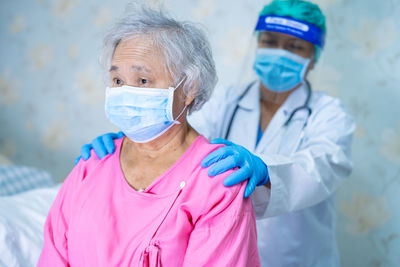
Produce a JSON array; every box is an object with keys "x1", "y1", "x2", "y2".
[
  {"x1": 109, "y1": 65, "x2": 151, "y2": 73},
  {"x1": 109, "y1": 65, "x2": 119, "y2": 71}
]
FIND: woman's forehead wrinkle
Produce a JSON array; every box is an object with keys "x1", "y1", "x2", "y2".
[
  {"x1": 114, "y1": 47, "x2": 152, "y2": 60},
  {"x1": 109, "y1": 38, "x2": 172, "y2": 81},
  {"x1": 131, "y1": 65, "x2": 152, "y2": 73},
  {"x1": 112, "y1": 40, "x2": 158, "y2": 68},
  {"x1": 113, "y1": 38, "x2": 155, "y2": 59}
]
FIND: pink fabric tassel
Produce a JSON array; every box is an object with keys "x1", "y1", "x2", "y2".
[{"x1": 140, "y1": 241, "x2": 161, "y2": 267}]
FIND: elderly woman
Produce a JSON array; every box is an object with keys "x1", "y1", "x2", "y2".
[{"x1": 38, "y1": 7, "x2": 260, "y2": 267}]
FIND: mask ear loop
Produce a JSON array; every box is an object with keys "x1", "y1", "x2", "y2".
[
  {"x1": 172, "y1": 105, "x2": 187, "y2": 125},
  {"x1": 167, "y1": 76, "x2": 187, "y2": 122},
  {"x1": 299, "y1": 54, "x2": 312, "y2": 81},
  {"x1": 173, "y1": 77, "x2": 185, "y2": 90}
]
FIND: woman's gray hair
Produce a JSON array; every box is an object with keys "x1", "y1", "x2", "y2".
[{"x1": 100, "y1": 4, "x2": 218, "y2": 113}]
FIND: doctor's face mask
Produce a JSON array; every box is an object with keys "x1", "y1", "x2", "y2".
[{"x1": 253, "y1": 47, "x2": 311, "y2": 93}]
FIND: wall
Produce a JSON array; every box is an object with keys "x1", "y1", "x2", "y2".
[{"x1": 0, "y1": 0, "x2": 399, "y2": 266}]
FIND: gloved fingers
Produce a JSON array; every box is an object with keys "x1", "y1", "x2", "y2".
[
  {"x1": 117, "y1": 131, "x2": 125, "y2": 138},
  {"x1": 209, "y1": 138, "x2": 234, "y2": 146},
  {"x1": 261, "y1": 164, "x2": 270, "y2": 185},
  {"x1": 223, "y1": 166, "x2": 251, "y2": 187},
  {"x1": 244, "y1": 174, "x2": 257, "y2": 198},
  {"x1": 201, "y1": 146, "x2": 233, "y2": 168},
  {"x1": 102, "y1": 133, "x2": 117, "y2": 154},
  {"x1": 81, "y1": 144, "x2": 93, "y2": 160},
  {"x1": 92, "y1": 137, "x2": 107, "y2": 159},
  {"x1": 74, "y1": 155, "x2": 82, "y2": 165},
  {"x1": 256, "y1": 170, "x2": 270, "y2": 186},
  {"x1": 207, "y1": 155, "x2": 239, "y2": 176},
  {"x1": 252, "y1": 157, "x2": 269, "y2": 186}
]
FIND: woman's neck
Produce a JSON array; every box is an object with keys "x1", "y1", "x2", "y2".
[
  {"x1": 123, "y1": 121, "x2": 198, "y2": 165},
  {"x1": 119, "y1": 121, "x2": 199, "y2": 191}
]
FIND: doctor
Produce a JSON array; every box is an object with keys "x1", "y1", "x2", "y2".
[{"x1": 76, "y1": 1, "x2": 355, "y2": 266}]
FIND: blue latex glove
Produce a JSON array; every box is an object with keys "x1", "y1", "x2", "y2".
[
  {"x1": 201, "y1": 138, "x2": 269, "y2": 198},
  {"x1": 74, "y1": 131, "x2": 125, "y2": 165}
]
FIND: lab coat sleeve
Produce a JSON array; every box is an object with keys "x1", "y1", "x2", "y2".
[
  {"x1": 182, "y1": 180, "x2": 260, "y2": 266},
  {"x1": 37, "y1": 162, "x2": 84, "y2": 266},
  {"x1": 254, "y1": 97, "x2": 356, "y2": 218}
]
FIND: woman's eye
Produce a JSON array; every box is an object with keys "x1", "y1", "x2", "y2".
[
  {"x1": 113, "y1": 78, "x2": 123, "y2": 85},
  {"x1": 139, "y1": 78, "x2": 148, "y2": 85}
]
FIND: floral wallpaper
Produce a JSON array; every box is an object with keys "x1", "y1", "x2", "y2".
[{"x1": 0, "y1": 0, "x2": 399, "y2": 266}]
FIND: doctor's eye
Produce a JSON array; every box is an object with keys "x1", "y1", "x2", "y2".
[
  {"x1": 260, "y1": 39, "x2": 277, "y2": 47},
  {"x1": 289, "y1": 44, "x2": 304, "y2": 51}
]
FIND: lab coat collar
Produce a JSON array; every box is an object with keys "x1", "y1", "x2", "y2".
[
  {"x1": 236, "y1": 80, "x2": 309, "y2": 153},
  {"x1": 238, "y1": 80, "x2": 308, "y2": 116},
  {"x1": 237, "y1": 80, "x2": 260, "y2": 110}
]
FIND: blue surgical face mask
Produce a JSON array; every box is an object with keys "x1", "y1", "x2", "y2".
[
  {"x1": 105, "y1": 79, "x2": 186, "y2": 143},
  {"x1": 253, "y1": 48, "x2": 311, "y2": 92}
]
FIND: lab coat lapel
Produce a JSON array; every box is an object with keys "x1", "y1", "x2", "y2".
[
  {"x1": 277, "y1": 109, "x2": 309, "y2": 155},
  {"x1": 229, "y1": 82, "x2": 260, "y2": 151},
  {"x1": 255, "y1": 107, "x2": 286, "y2": 154},
  {"x1": 256, "y1": 83, "x2": 309, "y2": 155}
]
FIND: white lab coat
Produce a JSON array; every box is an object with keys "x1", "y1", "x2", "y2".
[{"x1": 188, "y1": 80, "x2": 355, "y2": 267}]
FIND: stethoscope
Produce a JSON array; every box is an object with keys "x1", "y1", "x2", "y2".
[{"x1": 224, "y1": 80, "x2": 313, "y2": 140}]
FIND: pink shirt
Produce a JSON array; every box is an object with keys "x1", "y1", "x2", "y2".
[{"x1": 38, "y1": 136, "x2": 260, "y2": 266}]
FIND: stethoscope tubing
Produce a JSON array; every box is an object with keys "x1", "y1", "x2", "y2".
[{"x1": 225, "y1": 80, "x2": 312, "y2": 140}]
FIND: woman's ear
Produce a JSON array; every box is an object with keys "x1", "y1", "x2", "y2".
[
  {"x1": 184, "y1": 79, "x2": 197, "y2": 106},
  {"x1": 184, "y1": 97, "x2": 195, "y2": 115},
  {"x1": 185, "y1": 95, "x2": 195, "y2": 106}
]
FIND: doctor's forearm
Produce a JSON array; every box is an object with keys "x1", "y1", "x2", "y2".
[{"x1": 256, "y1": 149, "x2": 352, "y2": 217}]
